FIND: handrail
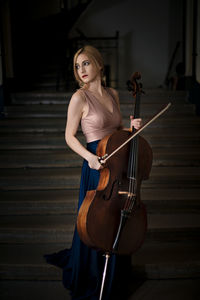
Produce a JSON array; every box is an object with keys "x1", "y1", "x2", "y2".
[{"x1": 164, "y1": 41, "x2": 181, "y2": 87}]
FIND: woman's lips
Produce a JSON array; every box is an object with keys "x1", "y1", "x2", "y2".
[{"x1": 82, "y1": 75, "x2": 88, "y2": 78}]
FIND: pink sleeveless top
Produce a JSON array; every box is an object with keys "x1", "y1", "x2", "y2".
[{"x1": 81, "y1": 87, "x2": 122, "y2": 143}]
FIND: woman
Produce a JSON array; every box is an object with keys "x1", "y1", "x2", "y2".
[{"x1": 45, "y1": 45, "x2": 142, "y2": 300}]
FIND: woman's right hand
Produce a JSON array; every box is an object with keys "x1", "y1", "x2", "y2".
[{"x1": 88, "y1": 154, "x2": 103, "y2": 170}]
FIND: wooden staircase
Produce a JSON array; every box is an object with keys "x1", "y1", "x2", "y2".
[{"x1": 0, "y1": 89, "x2": 200, "y2": 299}]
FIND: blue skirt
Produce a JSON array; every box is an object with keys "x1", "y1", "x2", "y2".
[{"x1": 44, "y1": 140, "x2": 131, "y2": 300}]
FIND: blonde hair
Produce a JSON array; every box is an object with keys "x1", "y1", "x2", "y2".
[{"x1": 73, "y1": 45, "x2": 105, "y2": 87}]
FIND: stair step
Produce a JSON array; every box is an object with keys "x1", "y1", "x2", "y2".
[
  {"x1": 0, "y1": 188, "x2": 199, "y2": 215},
  {"x1": 0, "y1": 189, "x2": 79, "y2": 202},
  {"x1": 0, "y1": 167, "x2": 81, "y2": 190},
  {"x1": 129, "y1": 279, "x2": 200, "y2": 300},
  {"x1": 121, "y1": 102, "x2": 195, "y2": 116},
  {"x1": 0, "y1": 150, "x2": 79, "y2": 168},
  {"x1": 0, "y1": 188, "x2": 200, "y2": 215},
  {"x1": 0, "y1": 198, "x2": 199, "y2": 216},
  {"x1": 132, "y1": 241, "x2": 200, "y2": 279},
  {"x1": 118, "y1": 89, "x2": 187, "y2": 101},
  {"x1": 2, "y1": 117, "x2": 199, "y2": 135},
  {"x1": 0, "y1": 280, "x2": 70, "y2": 300},
  {"x1": 0, "y1": 240, "x2": 199, "y2": 280},
  {"x1": 0, "y1": 200, "x2": 78, "y2": 216},
  {"x1": 0, "y1": 243, "x2": 67, "y2": 265},
  {"x1": 0, "y1": 150, "x2": 81, "y2": 168},
  {"x1": 0, "y1": 166, "x2": 199, "y2": 191},
  {"x1": 0, "y1": 199, "x2": 78, "y2": 216},
  {"x1": 0, "y1": 148, "x2": 199, "y2": 168},
  {"x1": 5, "y1": 103, "x2": 195, "y2": 118},
  {"x1": 1, "y1": 116, "x2": 200, "y2": 130},
  {"x1": 0, "y1": 133, "x2": 68, "y2": 149},
  {"x1": 0, "y1": 132, "x2": 199, "y2": 150},
  {"x1": 0, "y1": 213, "x2": 199, "y2": 244},
  {"x1": 0, "y1": 214, "x2": 75, "y2": 244},
  {"x1": 2, "y1": 278, "x2": 199, "y2": 300},
  {"x1": 10, "y1": 90, "x2": 187, "y2": 105},
  {"x1": 12, "y1": 89, "x2": 187, "y2": 99},
  {"x1": 11, "y1": 92, "x2": 72, "y2": 105}
]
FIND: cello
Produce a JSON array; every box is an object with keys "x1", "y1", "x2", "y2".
[
  {"x1": 77, "y1": 72, "x2": 153, "y2": 255},
  {"x1": 77, "y1": 72, "x2": 171, "y2": 299}
]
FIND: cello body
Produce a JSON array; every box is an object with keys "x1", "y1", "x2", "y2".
[{"x1": 77, "y1": 129, "x2": 153, "y2": 255}]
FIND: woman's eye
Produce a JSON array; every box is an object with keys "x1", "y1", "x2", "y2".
[
  {"x1": 75, "y1": 64, "x2": 80, "y2": 70},
  {"x1": 83, "y1": 61, "x2": 90, "y2": 66}
]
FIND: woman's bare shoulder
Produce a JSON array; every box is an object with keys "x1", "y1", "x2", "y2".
[
  {"x1": 107, "y1": 87, "x2": 119, "y2": 98},
  {"x1": 108, "y1": 87, "x2": 118, "y2": 96},
  {"x1": 70, "y1": 89, "x2": 86, "y2": 106},
  {"x1": 107, "y1": 87, "x2": 120, "y2": 107}
]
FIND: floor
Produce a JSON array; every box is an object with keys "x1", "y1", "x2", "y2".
[{"x1": 1, "y1": 278, "x2": 200, "y2": 299}]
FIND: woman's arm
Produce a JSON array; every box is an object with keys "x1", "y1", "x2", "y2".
[{"x1": 65, "y1": 91, "x2": 102, "y2": 170}]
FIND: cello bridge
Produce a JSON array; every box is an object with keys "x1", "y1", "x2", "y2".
[{"x1": 118, "y1": 191, "x2": 136, "y2": 197}]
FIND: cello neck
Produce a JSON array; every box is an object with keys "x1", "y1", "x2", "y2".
[
  {"x1": 132, "y1": 91, "x2": 141, "y2": 131},
  {"x1": 127, "y1": 72, "x2": 142, "y2": 180}
]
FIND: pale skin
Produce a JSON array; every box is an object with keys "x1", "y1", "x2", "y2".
[{"x1": 65, "y1": 53, "x2": 142, "y2": 170}]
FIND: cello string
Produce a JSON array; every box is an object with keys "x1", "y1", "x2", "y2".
[
  {"x1": 128, "y1": 135, "x2": 136, "y2": 210},
  {"x1": 128, "y1": 137, "x2": 137, "y2": 211},
  {"x1": 126, "y1": 136, "x2": 134, "y2": 210},
  {"x1": 125, "y1": 178, "x2": 135, "y2": 211}
]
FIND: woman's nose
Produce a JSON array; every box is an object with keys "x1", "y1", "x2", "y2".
[{"x1": 80, "y1": 65, "x2": 85, "y2": 73}]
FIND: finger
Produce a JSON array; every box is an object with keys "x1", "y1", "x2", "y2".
[{"x1": 97, "y1": 162, "x2": 104, "y2": 170}]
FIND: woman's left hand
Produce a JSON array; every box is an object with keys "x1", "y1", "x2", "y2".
[{"x1": 130, "y1": 116, "x2": 142, "y2": 130}]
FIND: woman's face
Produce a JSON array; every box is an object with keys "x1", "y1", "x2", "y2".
[{"x1": 75, "y1": 53, "x2": 100, "y2": 85}]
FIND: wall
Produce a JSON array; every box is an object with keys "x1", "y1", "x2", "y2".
[
  {"x1": 1, "y1": 0, "x2": 13, "y2": 79},
  {"x1": 0, "y1": 40, "x2": 2, "y2": 86},
  {"x1": 70, "y1": 0, "x2": 183, "y2": 88},
  {"x1": 197, "y1": 0, "x2": 200, "y2": 83},
  {"x1": 11, "y1": 0, "x2": 61, "y2": 21}
]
